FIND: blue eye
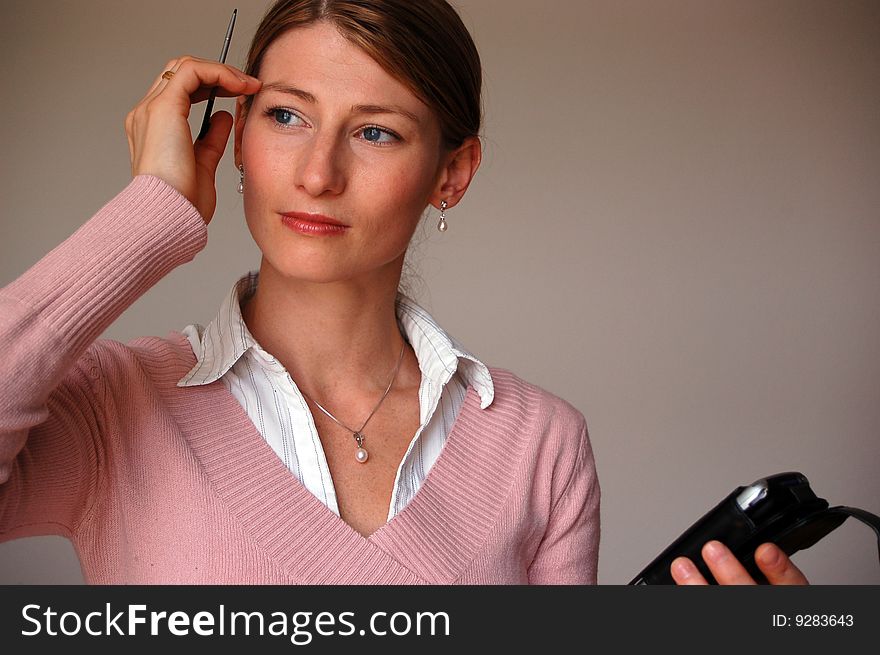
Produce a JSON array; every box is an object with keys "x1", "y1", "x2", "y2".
[
  {"x1": 266, "y1": 107, "x2": 304, "y2": 128},
  {"x1": 360, "y1": 126, "x2": 398, "y2": 144}
]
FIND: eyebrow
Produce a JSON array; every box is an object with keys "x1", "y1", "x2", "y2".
[{"x1": 259, "y1": 82, "x2": 421, "y2": 125}]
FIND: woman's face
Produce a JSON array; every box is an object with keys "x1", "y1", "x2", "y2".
[{"x1": 235, "y1": 22, "x2": 445, "y2": 286}]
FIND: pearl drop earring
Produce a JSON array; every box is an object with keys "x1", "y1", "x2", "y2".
[
  {"x1": 437, "y1": 200, "x2": 448, "y2": 232},
  {"x1": 237, "y1": 164, "x2": 244, "y2": 194}
]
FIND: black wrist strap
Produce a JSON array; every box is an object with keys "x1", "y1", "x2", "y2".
[{"x1": 825, "y1": 506, "x2": 880, "y2": 566}]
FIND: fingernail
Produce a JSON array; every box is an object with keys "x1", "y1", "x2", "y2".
[
  {"x1": 671, "y1": 557, "x2": 694, "y2": 579},
  {"x1": 759, "y1": 544, "x2": 781, "y2": 566},
  {"x1": 704, "y1": 540, "x2": 727, "y2": 562}
]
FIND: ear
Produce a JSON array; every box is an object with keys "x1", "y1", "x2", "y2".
[
  {"x1": 429, "y1": 136, "x2": 482, "y2": 210},
  {"x1": 233, "y1": 96, "x2": 249, "y2": 169}
]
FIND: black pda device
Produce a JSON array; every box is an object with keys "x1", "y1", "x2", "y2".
[{"x1": 630, "y1": 471, "x2": 880, "y2": 584}]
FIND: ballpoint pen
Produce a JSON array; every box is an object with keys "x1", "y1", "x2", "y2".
[{"x1": 197, "y1": 8, "x2": 238, "y2": 141}]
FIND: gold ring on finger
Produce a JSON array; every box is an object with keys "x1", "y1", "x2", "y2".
[{"x1": 161, "y1": 70, "x2": 175, "y2": 81}]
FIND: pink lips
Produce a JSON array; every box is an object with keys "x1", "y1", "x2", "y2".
[{"x1": 281, "y1": 212, "x2": 348, "y2": 236}]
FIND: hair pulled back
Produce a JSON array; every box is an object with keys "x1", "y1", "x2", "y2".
[{"x1": 243, "y1": 0, "x2": 482, "y2": 149}]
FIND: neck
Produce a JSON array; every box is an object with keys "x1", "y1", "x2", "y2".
[{"x1": 241, "y1": 258, "x2": 420, "y2": 403}]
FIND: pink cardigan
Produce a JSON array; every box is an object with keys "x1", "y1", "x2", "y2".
[{"x1": 0, "y1": 176, "x2": 600, "y2": 584}]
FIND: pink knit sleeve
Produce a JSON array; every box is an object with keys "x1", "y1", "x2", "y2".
[
  {"x1": 527, "y1": 420, "x2": 601, "y2": 584},
  {"x1": 0, "y1": 176, "x2": 206, "y2": 538}
]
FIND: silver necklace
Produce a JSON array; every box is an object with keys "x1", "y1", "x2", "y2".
[{"x1": 298, "y1": 341, "x2": 407, "y2": 464}]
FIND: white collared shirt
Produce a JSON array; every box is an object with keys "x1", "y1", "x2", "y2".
[{"x1": 177, "y1": 272, "x2": 494, "y2": 521}]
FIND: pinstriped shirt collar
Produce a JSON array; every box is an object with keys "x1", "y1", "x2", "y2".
[{"x1": 177, "y1": 272, "x2": 494, "y2": 409}]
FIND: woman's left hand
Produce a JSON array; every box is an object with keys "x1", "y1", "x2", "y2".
[{"x1": 671, "y1": 541, "x2": 809, "y2": 585}]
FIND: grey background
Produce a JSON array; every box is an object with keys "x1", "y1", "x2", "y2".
[{"x1": 1, "y1": 0, "x2": 878, "y2": 584}]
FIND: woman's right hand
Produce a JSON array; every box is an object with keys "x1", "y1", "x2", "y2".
[{"x1": 125, "y1": 56, "x2": 262, "y2": 224}]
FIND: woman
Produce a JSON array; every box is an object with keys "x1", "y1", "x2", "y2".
[{"x1": 0, "y1": 0, "x2": 803, "y2": 585}]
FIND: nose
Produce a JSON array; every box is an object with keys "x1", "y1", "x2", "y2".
[{"x1": 294, "y1": 131, "x2": 347, "y2": 197}]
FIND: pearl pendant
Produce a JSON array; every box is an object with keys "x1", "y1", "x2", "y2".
[
  {"x1": 438, "y1": 218, "x2": 447, "y2": 232},
  {"x1": 355, "y1": 447, "x2": 369, "y2": 463}
]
